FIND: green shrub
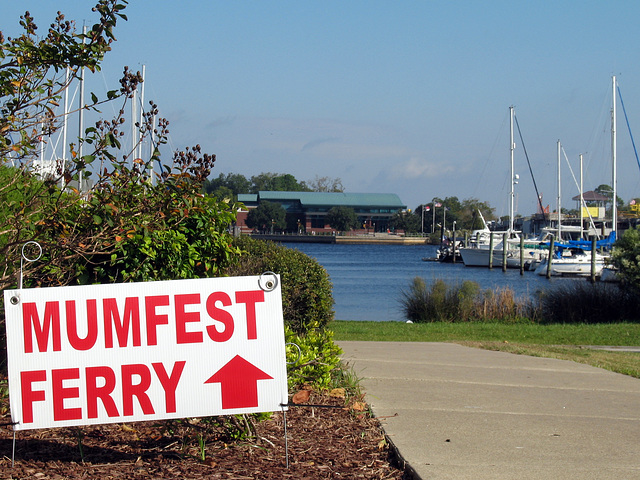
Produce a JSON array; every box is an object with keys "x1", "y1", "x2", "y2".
[
  {"x1": 480, "y1": 287, "x2": 536, "y2": 324},
  {"x1": 610, "y1": 226, "x2": 640, "y2": 290},
  {"x1": 401, "y1": 278, "x2": 479, "y2": 322},
  {"x1": 225, "y1": 237, "x2": 340, "y2": 391},
  {"x1": 225, "y1": 236, "x2": 334, "y2": 334},
  {"x1": 400, "y1": 277, "x2": 532, "y2": 323},
  {"x1": 400, "y1": 277, "x2": 429, "y2": 321},
  {"x1": 536, "y1": 282, "x2": 640, "y2": 324},
  {"x1": 84, "y1": 194, "x2": 240, "y2": 284},
  {"x1": 285, "y1": 326, "x2": 342, "y2": 390},
  {"x1": 457, "y1": 280, "x2": 481, "y2": 319}
]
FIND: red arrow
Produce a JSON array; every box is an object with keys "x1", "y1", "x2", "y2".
[{"x1": 205, "y1": 355, "x2": 273, "y2": 409}]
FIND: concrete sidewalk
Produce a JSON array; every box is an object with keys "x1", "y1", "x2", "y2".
[{"x1": 338, "y1": 341, "x2": 640, "y2": 480}]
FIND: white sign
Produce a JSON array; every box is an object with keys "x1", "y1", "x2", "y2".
[{"x1": 3, "y1": 275, "x2": 288, "y2": 431}]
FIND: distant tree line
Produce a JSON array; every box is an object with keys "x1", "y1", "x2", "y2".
[
  {"x1": 203, "y1": 173, "x2": 354, "y2": 233},
  {"x1": 390, "y1": 196, "x2": 495, "y2": 234},
  {"x1": 203, "y1": 172, "x2": 344, "y2": 200},
  {"x1": 204, "y1": 172, "x2": 499, "y2": 235}
]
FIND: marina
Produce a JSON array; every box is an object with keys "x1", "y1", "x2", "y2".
[{"x1": 282, "y1": 242, "x2": 582, "y2": 322}]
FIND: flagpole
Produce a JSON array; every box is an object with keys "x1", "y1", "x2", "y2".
[
  {"x1": 432, "y1": 203, "x2": 435, "y2": 233},
  {"x1": 443, "y1": 206, "x2": 446, "y2": 243}
]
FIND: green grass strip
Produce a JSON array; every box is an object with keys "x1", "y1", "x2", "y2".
[
  {"x1": 330, "y1": 320, "x2": 640, "y2": 345},
  {"x1": 330, "y1": 320, "x2": 640, "y2": 378}
]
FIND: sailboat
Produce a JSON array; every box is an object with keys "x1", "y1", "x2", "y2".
[
  {"x1": 535, "y1": 76, "x2": 619, "y2": 277},
  {"x1": 459, "y1": 106, "x2": 534, "y2": 268},
  {"x1": 534, "y1": 244, "x2": 609, "y2": 277}
]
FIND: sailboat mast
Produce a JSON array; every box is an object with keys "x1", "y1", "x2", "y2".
[
  {"x1": 557, "y1": 140, "x2": 562, "y2": 241},
  {"x1": 138, "y1": 64, "x2": 146, "y2": 162},
  {"x1": 131, "y1": 79, "x2": 138, "y2": 165},
  {"x1": 611, "y1": 75, "x2": 617, "y2": 236},
  {"x1": 509, "y1": 106, "x2": 515, "y2": 233},
  {"x1": 60, "y1": 67, "x2": 70, "y2": 189},
  {"x1": 579, "y1": 153, "x2": 584, "y2": 240},
  {"x1": 78, "y1": 25, "x2": 86, "y2": 193}
]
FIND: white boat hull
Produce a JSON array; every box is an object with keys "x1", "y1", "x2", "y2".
[
  {"x1": 459, "y1": 246, "x2": 547, "y2": 269},
  {"x1": 459, "y1": 247, "x2": 501, "y2": 267},
  {"x1": 534, "y1": 252, "x2": 608, "y2": 277}
]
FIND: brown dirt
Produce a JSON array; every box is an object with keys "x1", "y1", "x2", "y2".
[{"x1": 0, "y1": 391, "x2": 406, "y2": 479}]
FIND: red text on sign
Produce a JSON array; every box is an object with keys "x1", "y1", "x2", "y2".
[
  {"x1": 20, "y1": 361, "x2": 186, "y2": 424},
  {"x1": 21, "y1": 290, "x2": 265, "y2": 353}
]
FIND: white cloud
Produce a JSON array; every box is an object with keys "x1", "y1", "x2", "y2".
[{"x1": 390, "y1": 156, "x2": 459, "y2": 180}]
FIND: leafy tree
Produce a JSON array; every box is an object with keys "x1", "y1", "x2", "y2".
[
  {"x1": 326, "y1": 206, "x2": 358, "y2": 232},
  {"x1": 221, "y1": 172, "x2": 252, "y2": 193},
  {"x1": 203, "y1": 172, "x2": 251, "y2": 200},
  {"x1": 250, "y1": 172, "x2": 275, "y2": 192},
  {"x1": 209, "y1": 185, "x2": 234, "y2": 202},
  {"x1": 76, "y1": 145, "x2": 240, "y2": 285},
  {"x1": 0, "y1": 2, "x2": 239, "y2": 290},
  {"x1": 390, "y1": 209, "x2": 421, "y2": 233},
  {"x1": 245, "y1": 201, "x2": 287, "y2": 232},
  {"x1": 595, "y1": 184, "x2": 613, "y2": 198},
  {"x1": 564, "y1": 207, "x2": 579, "y2": 217},
  {"x1": 458, "y1": 198, "x2": 494, "y2": 230},
  {"x1": 610, "y1": 226, "x2": 640, "y2": 290},
  {"x1": 595, "y1": 183, "x2": 624, "y2": 209},
  {"x1": 0, "y1": 1, "x2": 131, "y2": 290},
  {"x1": 1, "y1": 3, "x2": 132, "y2": 163},
  {"x1": 424, "y1": 197, "x2": 458, "y2": 233},
  {"x1": 204, "y1": 171, "x2": 346, "y2": 195},
  {"x1": 250, "y1": 172, "x2": 310, "y2": 193},
  {"x1": 306, "y1": 175, "x2": 344, "y2": 192},
  {"x1": 442, "y1": 196, "x2": 462, "y2": 213},
  {"x1": 272, "y1": 173, "x2": 305, "y2": 191},
  {"x1": 420, "y1": 197, "x2": 494, "y2": 233}
]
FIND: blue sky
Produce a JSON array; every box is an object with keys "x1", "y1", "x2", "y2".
[{"x1": 4, "y1": 1, "x2": 640, "y2": 217}]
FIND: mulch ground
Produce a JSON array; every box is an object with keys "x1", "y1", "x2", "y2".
[{"x1": 0, "y1": 390, "x2": 407, "y2": 479}]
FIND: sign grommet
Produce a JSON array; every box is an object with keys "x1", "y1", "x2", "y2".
[{"x1": 259, "y1": 271, "x2": 278, "y2": 292}]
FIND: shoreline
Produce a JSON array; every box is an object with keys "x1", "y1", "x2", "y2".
[{"x1": 249, "y1": 233, "x2": 429, "y2": 245}]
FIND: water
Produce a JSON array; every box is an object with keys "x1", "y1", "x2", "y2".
[{"x1": 282, "y1": 242, "x2": 579, "y2": 322}]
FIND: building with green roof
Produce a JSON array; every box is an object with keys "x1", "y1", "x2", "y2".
[{"x1": 237, "y1": 191, "x2": 406, "y2": 233}]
